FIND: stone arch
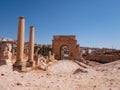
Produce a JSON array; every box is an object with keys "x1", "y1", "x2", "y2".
[{"x1": 52, "y1": 35, "x2": 81, "y2": 60}]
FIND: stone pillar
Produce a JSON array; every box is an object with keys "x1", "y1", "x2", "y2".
[
  {"x1": 13, "y1": 16, "x2": 25, "y2": 71},
  {"x1": 27, "y1": 26, "x2": 35, "y2": 67},
  {"x1": 48, "y1": 51, "x2": 51, "y2": 60}
]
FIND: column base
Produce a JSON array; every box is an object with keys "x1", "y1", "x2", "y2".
[
  {"x1": 13, "y1": 61, "x2": 26, "y2": 72},
  {"x1": 26, "y1": 60, "x2": 35, "y2": 67}
]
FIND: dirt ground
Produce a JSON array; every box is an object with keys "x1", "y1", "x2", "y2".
[{"x1": 0, "y1": 60, "x2": 120, "y2": 90}]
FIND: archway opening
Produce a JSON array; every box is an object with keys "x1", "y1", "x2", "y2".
[{"x1": 60, "y1": 45, "x2": 69, "y2": 60}]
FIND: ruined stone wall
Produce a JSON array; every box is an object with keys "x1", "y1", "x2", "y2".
[{"x1": 84, "y1": 55, "x2": 120, "y2": 63}]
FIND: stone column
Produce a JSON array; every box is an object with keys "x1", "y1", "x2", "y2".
[
  {"x1": 48, "y1": 51, "x2": 52, "y2": 61},
  {"x1": 13, "y1": 16, "x2": 25, "y2": 71},
  {"x1": 27, "y1": 26, "x2": 35, "y2": 67}
]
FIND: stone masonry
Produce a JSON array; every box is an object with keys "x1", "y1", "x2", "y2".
[{"x1": 52, "y1": 35, "x2": 81, "y2": 60}]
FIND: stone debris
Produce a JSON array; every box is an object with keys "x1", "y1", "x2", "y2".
[
  {"x1": 38, "y1": 59, "x2": 47, "y2": 70},
  {"x1": 0, "y1": 16, "x2": 120, "y2": 90},
  {"x1": 0, "y1": 60, "x2": 120, "y2": 90},
  {"x1": 73, "y1": 68, "x2": 88, "y2": 74}
]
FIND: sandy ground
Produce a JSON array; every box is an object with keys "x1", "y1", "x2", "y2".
[{"x1": 0, "y1": 60, "x2": 120, "y2": 90}]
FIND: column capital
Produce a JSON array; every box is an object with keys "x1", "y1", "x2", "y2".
[
  {"x1": 30, "y1": 26, "x2": 34, "y2": 28},
  {"x1": 19, "y1": 16, "x2": 24, "y2": 19}
]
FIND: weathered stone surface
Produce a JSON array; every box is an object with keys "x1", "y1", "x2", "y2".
[
  {"x1": 52, "y1": 35, "x2": 81, "y2": 60},
  {"x1": 34, "y1": 55, "x2": 48, "y2": 70},
  {"x1": 13, "y1": 16, "x2": 26, "y2": 71},
  {"x1": 48, "y1": 51, "x2": 55, "y2": 61},
  {"x1": 0, "y1": 43, "x2": 12, "y2": 66},
  {"x1": 27, "y1": 26, "x2": 35, "y2": 67}
]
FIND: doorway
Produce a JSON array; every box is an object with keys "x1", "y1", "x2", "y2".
[{"x1": 60, "y1": 45, "x2": 69, "y2": 60}]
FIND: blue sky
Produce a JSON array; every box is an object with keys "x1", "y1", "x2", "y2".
[{"x1": 0, "y1": 0, "x2": 120, "y2": 49}]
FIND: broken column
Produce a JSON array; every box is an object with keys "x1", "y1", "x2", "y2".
[
  {"x1": 13, "y1": 16, "x2": 25, "y2": 71},
  {"x1": 48, "y1": 51, "x2": 55, "y2": 61},
  {"x1": 48, "y1": 51, "x2": 52, "y2": 60},
  {"x1": 27, "y1": 26, "x2": 35, "y2": 67}
]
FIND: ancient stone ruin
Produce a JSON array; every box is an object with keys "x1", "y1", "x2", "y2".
[
  {"x1": 13, "y1": 16, "x2": 26, "y2": 71},
  {"x1": 0, "y1": 43, "x2": 12, "y2": 66},
  {"x1": 0, "y1": 16, "x2": 120, "y2": 72},
  {"x1": 13, "y1": 16, "x2": 57, "y2": 71},
  {"x1": 12, "y1": 16, "x2": 55, "y2": 71},
  {"x1": 0, "y1": 15, "x2": 84, "y2": 72},
  {"x1": 52, "y1": 35, "x2": 81, "y2": 60},
  {"x1": 26, "y1": 26, "x2": 35, "y2": 67}
]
